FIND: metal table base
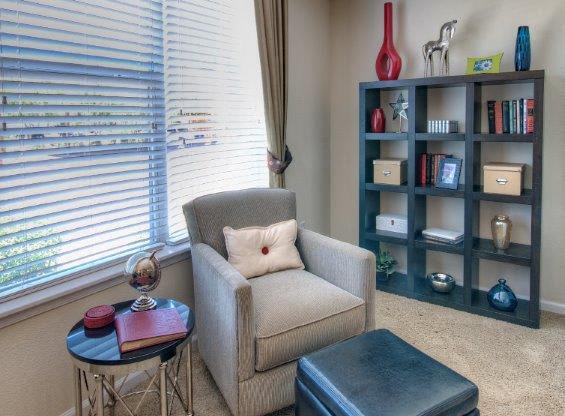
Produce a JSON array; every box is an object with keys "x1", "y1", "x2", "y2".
[{"x1": 72, "y1": 342, "x2": 193, "y2": 416}]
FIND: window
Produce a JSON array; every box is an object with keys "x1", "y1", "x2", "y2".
[
  {"x1": 0, "y1": 0, "x2": 267, "y2": 298},
  {"x1": 163, "y1": 0, "x2": 268, "y2": 241}
]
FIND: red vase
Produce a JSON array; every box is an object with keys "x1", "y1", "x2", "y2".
[
  {"x1": 375, "y1": 2, "x2": 402, "y2": 80},
  {"x1": 370, "y1": 108, "x2": 386, "y2": 133}
]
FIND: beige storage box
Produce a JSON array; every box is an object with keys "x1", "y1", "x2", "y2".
[
  {"x1": 373, "y1": 158, "x2": 407, "y2": 185},
  {"x1": 483, "y1": 162, "x2": 525, "y2": 196}
]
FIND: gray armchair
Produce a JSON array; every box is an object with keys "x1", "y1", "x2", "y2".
[{"x1": 183, "y1": 188, "x2": 375, "y2": 416}]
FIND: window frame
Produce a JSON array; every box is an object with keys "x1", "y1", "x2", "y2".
[{"x1": 0, "y1": 241, "x2": 190, "y2": 329}]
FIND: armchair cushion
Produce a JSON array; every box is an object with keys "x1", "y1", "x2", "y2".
[
  {"x1": 249, "y1": 269, "x2": 365, "y2": 372},
  {"x1": 224, "y1": 219, "x2": 304, "y2": 278}
]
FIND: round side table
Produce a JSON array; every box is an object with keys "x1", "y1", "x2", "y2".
[{"x1": 67, "y1": 298, "x2": 195, "y2": 416}]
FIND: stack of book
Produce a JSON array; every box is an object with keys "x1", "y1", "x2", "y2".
[
  {"x1": 419, "y1": 153, "x2": 452, "y2": 185},
  {"x1": 487, "y1": 99, "x2": 535, "y2": 134},
  {"x1": 427, "y1": 120, "x2": 459, "y2": 133},
  {"x1": 422, "y1": 228, "x2": 464, "y2": 245}
]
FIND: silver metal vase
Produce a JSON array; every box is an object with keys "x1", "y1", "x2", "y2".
[{"x1": 491, "y1": 215, "x2": 512, "y2": 251}]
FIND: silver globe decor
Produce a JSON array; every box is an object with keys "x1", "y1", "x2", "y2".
[{"x1": 124, "y1": 250, "x2": 161, "y2": 312}]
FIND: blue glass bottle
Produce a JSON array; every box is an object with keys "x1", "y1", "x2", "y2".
[
  {"x1": 515, "y1": 26, "x2": 531, "y2": 71},
  {"x1": 487, "y1": 279, "x2": 518, "y2": 312}
]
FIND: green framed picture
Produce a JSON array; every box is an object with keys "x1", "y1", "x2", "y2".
[{"x1": 466, "y1": 52, "x2": 503, "y2": 74}]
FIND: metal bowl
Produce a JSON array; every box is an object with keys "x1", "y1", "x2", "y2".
[{"x1": 427, "y1": 272, "x2": 455, "y2": 293}]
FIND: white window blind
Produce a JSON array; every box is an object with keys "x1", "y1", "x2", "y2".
[
  {"x1": 163, "y1": 0, "x2": 268, "y2": 242},
  {"x1": 0, "y1": 0, "x2": 167, "y2": 296}
]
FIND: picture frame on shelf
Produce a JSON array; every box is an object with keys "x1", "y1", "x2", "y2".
[{"x1": 435, "y1": 157, "x2": 462, "y2": 189}]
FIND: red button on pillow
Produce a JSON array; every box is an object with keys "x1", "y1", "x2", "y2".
[{"x1": 261, "y1": 246, "x2": 269, "y2": 255}]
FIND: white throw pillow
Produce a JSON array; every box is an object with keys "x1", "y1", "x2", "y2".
[{"x1": 223, "y1": 219, "x2": 305, "y2": 279}]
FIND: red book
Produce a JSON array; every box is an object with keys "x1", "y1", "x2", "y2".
[
  {"x1": 526, "y1": 99, "x2": 535, "y2": 134},
  {"x1": 494, "y1": 101, "x2": 503, "y2": 134},
  {"x1": 114, "y1": 308, "x2": 187, "y2": 353},
  {"x1": 431, "y1": 155, "x2": 435, "y2": 185},
  {"x1": 419, "y1": 153, "x2": 427, "y2": 185},
  {"x1": 433, "y1": 155, "x2": 440, "y2": 185}
]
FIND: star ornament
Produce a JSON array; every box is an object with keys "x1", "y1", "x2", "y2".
[{"x1": 389, "y1": 93, "x2": 409, "y2": 120}]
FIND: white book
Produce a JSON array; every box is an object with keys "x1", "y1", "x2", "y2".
[{"x1": 422, "y1": 227, "x2": 464, "y2": 242}]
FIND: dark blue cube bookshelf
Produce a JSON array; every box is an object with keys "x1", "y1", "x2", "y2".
[{"x1": 359, "y1": 70, "x2": 544, "y2": 328}]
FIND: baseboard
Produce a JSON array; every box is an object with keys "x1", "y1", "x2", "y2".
[{"x1": 540, "y1": 299, "x2": 565, "y2": 315}]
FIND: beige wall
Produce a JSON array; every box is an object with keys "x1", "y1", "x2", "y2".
[
  {"x1": 286, "y1": 0, "x2": 331, "y2": 234},
  {"x1": 329, "y1": 0, "x2": 565, "y2": 308},
  {"x1": 0, "y1": 260, "x2": 193, "y2": 416}
]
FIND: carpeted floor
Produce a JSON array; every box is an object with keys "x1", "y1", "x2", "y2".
[{"x1": 124, "y1": 291, "x2": 565, "y2": 416}]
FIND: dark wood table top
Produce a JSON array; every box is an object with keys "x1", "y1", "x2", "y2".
[{"x1": 67, "y1": 298, "x2": 194, "y2": 366}]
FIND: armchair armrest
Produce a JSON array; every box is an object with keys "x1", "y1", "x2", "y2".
[
  {"x1": 191, "y1": 243, "x2": 255, "y2": 410},
  {"x1": 296, "y1": 228, "x2": 376, "y2": 331}
]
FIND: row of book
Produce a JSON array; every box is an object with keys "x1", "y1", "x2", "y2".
[
  {"x1": 487, "y1": 99, "x2": 534, "y2": 135},
  {"x1": 419, "y1": 153, "x2": 451, "y2": 185}
]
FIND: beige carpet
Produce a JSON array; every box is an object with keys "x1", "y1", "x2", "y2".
[{"x1": 123, "y1": 291, "x2": 565, "y2": 416}]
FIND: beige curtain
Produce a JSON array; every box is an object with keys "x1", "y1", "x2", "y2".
[{"x1": 255, "y1": 0, "x2": 289, "y2": 188}]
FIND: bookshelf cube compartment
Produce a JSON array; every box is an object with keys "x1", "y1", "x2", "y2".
[
  {"x1": 415, "y1": 141, "x2": 465, "y2": 194},
  {"x1": 374, "y1": 243, "x2": 408, "y2": 294},
  {"x1": 413, "y1": 196, "x2": 465, "y2": 254},
  {"x1": 415, "y1": 85, "x2": 466, "y2": 134},
  {"x1": 427, "y1": 252, "x2": 464, "y2": 283},
  {"x1": 476, "y1": 259, "x2": 530, "y2": 299},
  {"x1": 381, "y1": 89, "x2": 409, "y2": 134},
  {"x1": 471, "y1": 259, "x2": 531, "y2": 325},
  {"x1": 380, "y1": 140, "x2": 408, "y2": 160},
  {"x1": 478, "y1": 83, "x2": 534, "y2": 135},
  {"x1": 363, "y1": 88, "x2": 409, "y2": 134},
  {"x1": 378, "y1": 243, "x2": 407, "y2": 275},
  {"x1": 479, "y1": 142, "x2": 533, "y2": 190},
  {"x1": 414, "y1": 252, "x2": 465, "y2": 306},
  {"x1": 363, "y1": 191, "x2": 407, "y2": 245},
  {"x1": 474, "y1": 201, "x2": 531, "y2": 266},
  {"x1": 426, "y1": 196, "x2": 464, "y2": 230}
]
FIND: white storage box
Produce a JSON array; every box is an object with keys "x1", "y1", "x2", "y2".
[{"x1": 376, "y1": 214, "x2": 407, "y2": 234}]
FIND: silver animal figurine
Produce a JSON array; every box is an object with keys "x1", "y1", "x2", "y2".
[{"x1": 423, "y1": 20, "x2": 457, "y2": 76}]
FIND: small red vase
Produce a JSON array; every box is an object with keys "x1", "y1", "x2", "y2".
[
  {"x1": 370, "y1": 108, "x2": 386, "y2": 133},
  {"x1": 375, "y1": 2, "x2": 402, "y2": 80}
]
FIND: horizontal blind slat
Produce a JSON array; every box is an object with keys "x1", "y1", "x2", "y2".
[
  {"x1": 0, "y1": 0, "x2": 166, "y2": 296},
  {"x1": 162, "y1": 0, "x2": 267, "y2": 240}
]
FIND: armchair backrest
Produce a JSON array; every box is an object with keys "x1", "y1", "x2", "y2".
[{"x1": 183, "y1": 188, "x2": 296, "y2": 258}]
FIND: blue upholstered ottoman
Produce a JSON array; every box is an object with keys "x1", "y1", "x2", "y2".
[{"x1": 295, "y1": 329, "x2": 479, "y2": 416}]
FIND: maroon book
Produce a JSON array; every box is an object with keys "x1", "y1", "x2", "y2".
[
  {"x1": 495, "y1": 101, "x2": 503, "y2": 134},
  {"x1": 419, "y1": 153, "x2": 427, "y2": 186},
  {"x1": 526, "y1": 99, "x2": 535, "y2": 134},
  {"x1": 114, "y1": 308, "x2": 187, "y2": 353}
]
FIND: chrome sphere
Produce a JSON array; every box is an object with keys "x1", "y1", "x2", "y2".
[{"x1": 124, "y1": 251, "x2": 161, "y2": 311}]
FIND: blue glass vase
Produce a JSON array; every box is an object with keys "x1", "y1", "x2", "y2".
[
  {"x1": 515, "y1": 26, "x2": 531, "y2": 71},
  {"x1": 487, "y1": 279, "x2": 518, "y2": 312}
]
